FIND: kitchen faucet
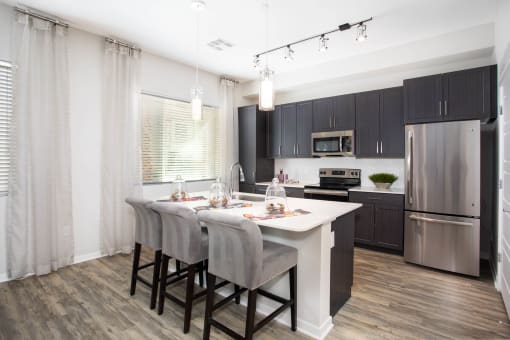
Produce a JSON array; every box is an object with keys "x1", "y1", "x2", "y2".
[{"x1": 229, "y1": 162, "x2": 245, "y2": 198}]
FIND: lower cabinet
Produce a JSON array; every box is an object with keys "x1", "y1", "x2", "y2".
[
  {"x1": 254, "y1": 185, "x2": 304, "y2": 198},
  {"x1": 330, "y1": 212, "x2": 355, "y2": 316},
  {"x1": 349, "y1": 191, "x2": 404, "y2": 252},
  {"x1": 239, "y1": 183, "x2": 255, "y2": 194}
]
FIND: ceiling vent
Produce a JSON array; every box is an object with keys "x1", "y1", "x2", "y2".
[{"x1": 207, "y1": 38, "x2": 234, "y2": 51}]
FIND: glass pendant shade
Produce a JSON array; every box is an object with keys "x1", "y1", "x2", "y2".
[
  {"x1": 259, "y1": 67, "x2": 274, "y2": 111},
  {"x1": 191, "y1": 87, "x2": 203, "y2": 121}
]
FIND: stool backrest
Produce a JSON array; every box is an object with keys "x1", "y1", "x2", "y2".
[
  {"x1": 149, "y1": 203, "x2": 206, "y2": 264},
  {"x1": 125, "y1": 197, "x2": 162, "y2": 250},
  {"x1": 197, "y1": 211, "x2": 263, "y2": 290}
]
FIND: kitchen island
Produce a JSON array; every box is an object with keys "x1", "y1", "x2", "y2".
[{"x1": 170, "y1": 192, "x2": 361, "y2": 339}]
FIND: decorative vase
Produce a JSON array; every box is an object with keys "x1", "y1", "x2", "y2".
[{"x1": 374, "y1": 182, "x2": 392, "y2": 189}]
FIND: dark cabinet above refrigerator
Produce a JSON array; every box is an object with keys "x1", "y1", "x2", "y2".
[{"x1": 404, "y1": 65, "x2": 497, "y2": 124}]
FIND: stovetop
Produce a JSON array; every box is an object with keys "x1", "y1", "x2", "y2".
[{"x1": 304, "y1": 167, "x2": 361, "y2": 191}]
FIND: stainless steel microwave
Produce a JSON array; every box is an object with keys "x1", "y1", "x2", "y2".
[{"x1": 311, "y1": 130, "x2": 354, "y2": 157}]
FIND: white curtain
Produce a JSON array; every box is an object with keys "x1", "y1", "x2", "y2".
[
  {"x1": 219, "y1": 78, "x2": 238, "y2": 187},
  {"x1": 7, "y1": 13, "x2": 74, "y2": 278},
  {"x1": 100, "y1": 41, "x2": 142, "y2": 255}
]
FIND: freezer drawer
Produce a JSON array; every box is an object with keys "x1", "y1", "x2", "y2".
[{"x1": 404, "y1": 211, "x2": 480, "y2": 276}]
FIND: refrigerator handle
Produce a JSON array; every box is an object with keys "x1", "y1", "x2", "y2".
[{"x1": 407, "y1": 130, "x2": 413, "y2": 205}]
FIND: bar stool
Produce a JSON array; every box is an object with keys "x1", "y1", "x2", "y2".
[
  {"x1": 149, "y1": 203, "x2": 231, "y2": 333},
  {"x1": 125, "y1": 197, "x2": 163, "y2": 310},
  {"x1": 198, "y1": 211, "x2": 298, "y2": 340}
]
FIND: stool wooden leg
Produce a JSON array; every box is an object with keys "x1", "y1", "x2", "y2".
[
  {"x1": 150, "y1": 250, "x2": 162, "y2": 310},
  {"x1": 234, "y1": 285, "x2": 241, "y2": 304},
  {"x1": 158, "y1": 254, "x2": 170, "y2": 315},
  {"x1": 245, "y1": 289, "x2": 258, "y2": 340},
  {"x1": 184, "y1": 263, "x2": 197, "y2": 333},
  {"x1": 130, "y1": 243, "x2": 141, "y2": 296},
  {"x1": 203, "y1": 273, "x2": 216, "y2": 340},
  {"x1": 199, "y1": 261, "x2": 204, "y2": 288},
  {"x1": 289, "y1": 265, "x2": 297, "y2": 331}
]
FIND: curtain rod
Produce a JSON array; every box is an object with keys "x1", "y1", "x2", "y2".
[
  {"x1": 15, "y1": 7, "x2": 69, "y2": 28},
  {"x1": 105, "y1": 37, "x2": 141, "y2": 52}
]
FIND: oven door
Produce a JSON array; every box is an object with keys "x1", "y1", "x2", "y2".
[
  {"x1": 312, "y1": 131, "x2": 354, "y2": 157},
  {"x1": 303, "y1": 188, "x2": 349, "y2": 202}
]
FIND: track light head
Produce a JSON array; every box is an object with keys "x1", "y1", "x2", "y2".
[
  {"x1": 253, "y1": 55, "x2": 261, "y2": 69},
  {"x1": 319, "y1": 35, "x2": 328, "y2": 53},
  {"x1": 356, "y1": 23, "x2": 368, "y2": 42},
  {"x1": 283, "y1": 45, "x2": 294, "y2": 61}
]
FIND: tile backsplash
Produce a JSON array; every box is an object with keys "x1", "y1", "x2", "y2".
[{"x1": 274, "y1": 157, "x2": 405, "y2": 188}]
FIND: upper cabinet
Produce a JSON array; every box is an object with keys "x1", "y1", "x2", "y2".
[
  {"x1": 312, "y1": 95, "x2": 355, "y2": 132},
  {"x1": 355, "y1": 87, "x2": 404, "y2": 158},
  {"x1": 268, "y1": 102, "x2": 312, "y2": 158},
  {"x1": 404, "y1": 65, "x2": 497, "y2": 124}
]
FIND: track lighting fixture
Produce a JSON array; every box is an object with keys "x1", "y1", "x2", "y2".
[
  {"x1": 319, "y1": 35, "x2": 328, "y2": 52},
  {"x1": 356, "y1": 23, "x2": 368, "y2": 42},
  {"x1": 253, "y1": 17, "x2": 372, "y2": 65},
  {"x1": 283, "y1": 45, "x2": 294, "y2": 61}
]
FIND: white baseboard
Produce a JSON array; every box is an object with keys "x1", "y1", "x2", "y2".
[{"x1": 73, "y1": 251, "x2": 104, "y2": 264}]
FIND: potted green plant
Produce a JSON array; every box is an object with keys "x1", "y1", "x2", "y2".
[{"x1": 369, "y1": 173, "x2": 398, "y2": 189}]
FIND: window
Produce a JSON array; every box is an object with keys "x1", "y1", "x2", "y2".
[
  {"x1": 142, "y1": 93, "x2": 221, "y2": 184},
  {"x1": 0, "y1": 61, "x2": 12, "y2": 193}
]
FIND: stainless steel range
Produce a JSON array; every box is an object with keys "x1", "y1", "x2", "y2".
[{"x1": 304, "y1": 168, "x2": 361, "y2": 201}]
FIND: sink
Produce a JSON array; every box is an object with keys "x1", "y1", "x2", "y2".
[{"x1": 232, "y1": 194, "x2": 265, "y2": 202}]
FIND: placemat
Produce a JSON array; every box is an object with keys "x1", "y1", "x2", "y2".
[
  {"x1": 242, "y1": 209, "x2": 311, "y2": 221},
  {"x1": 193, "y1": 202, "x2": 254, "y2": 211},
  {"x1": 157, "y1": 196, "x2": 207, "y2": 202}
]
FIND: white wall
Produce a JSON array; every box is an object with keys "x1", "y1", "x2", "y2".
[{"x1": 0, "y1": 3, "x2": 220, "y2": 280}]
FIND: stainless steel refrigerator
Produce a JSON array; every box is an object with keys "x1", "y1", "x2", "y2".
[{"x1": 404, "y1": 120, "x2": 480, "y2": 276}]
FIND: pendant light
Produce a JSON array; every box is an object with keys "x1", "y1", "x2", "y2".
[
  {"x1": 259, "y1": 0, "x2": 275, "y2": 111},
  {"x1": 191, "y1": 0, "x2": 204, "y2": 120}
]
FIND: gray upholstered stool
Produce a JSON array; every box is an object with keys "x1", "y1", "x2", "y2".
[
  {"x1": 198, "y1": 211, "x2": 298, "y2": 340},
  {"x1": 149, "y1": 203, "x2": 225, "y2": 333},
  {"x1": 125, "y1": 197, "x2": 163, "y2": 310}
]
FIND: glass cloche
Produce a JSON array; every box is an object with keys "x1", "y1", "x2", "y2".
[
  {"x1": 265, "y1": 178, "x2": 288, "y2": 213},
  {"x1": 209, "y1": 178, "x2": 229, "y2": 208},
  {"x1": 170, "y1": 175, "x2": 188, "y2": 201}
]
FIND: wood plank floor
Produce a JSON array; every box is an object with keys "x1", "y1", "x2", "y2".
[{"x1": 0, "y1": 247, "x2": 509, "y2": 340}]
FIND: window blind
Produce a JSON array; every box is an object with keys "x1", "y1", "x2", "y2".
[
  {"x1": 142, "y1": 94, "x2": 221, "y2": 184},
  {"x1": 0, "y1": 61, "x2": 12, "y2": 194}
]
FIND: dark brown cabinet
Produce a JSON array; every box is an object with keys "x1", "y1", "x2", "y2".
[
  {"x1": 312, "y1": 95, "x2": 355, "y2": 132},
  {"x1": 355, "y1": 87, "x2": 404, "y2": 158},
  {"x1": 349, "y1": 191, "x2": 404, "y2": 252},
  {"x1": 404, "y1": 65, "x2": 497, "y2": 124},
  {"x1": 275, "y1": 101, "x2": 313, "y2": 158},
  {"x1": 267, "y1": 105, "x2": 282, "y2": 158},
  {"x1": 255, "y1": 185, "x2": 304, "y2": 198},
  {"x1": 238, "y1": 105, "x2": 274, "y2": 192}
]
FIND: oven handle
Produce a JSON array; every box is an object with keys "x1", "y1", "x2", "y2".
[{"x1": 304, "y1": 188, "x2": 349, "y2": 197}]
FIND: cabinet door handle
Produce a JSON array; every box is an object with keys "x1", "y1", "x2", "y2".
[
  {"x1": 279, "y1": 144, "x2": 282, "y2": 155},
  {"x1": 444, "y1": 100, "x2": 448, "y2": 116},
  {"x1": 329, "y1": 116, "x2": 332, "y2": 128},
  {"x1": 293, "y1": 144, "x2": 296, "y2": 155},
  {"x1": 439, "y1": 100, "x2": 442, "y2": 116},
  {"x1": 297, "y1": 144, "x2": 299, "y2": 154},
  {"x1": 380, "y1": 140, "x2": 383, "y2": 154},
  {"x1": 376, "y1": 141, "x2": 379, "y2": 154},
  {"x1": 333, "y1": 116, "x2": 336, "y2": 128}
]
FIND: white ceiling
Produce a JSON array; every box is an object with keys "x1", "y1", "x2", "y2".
[{"x1": 1, "y1": 0, "x2": 498, "y2": 82}]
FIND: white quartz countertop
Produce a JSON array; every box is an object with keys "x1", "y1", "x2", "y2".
[
  {"x1": 159, "y1": 192, "x2": 362, "y2": 232},
  {"x1": 349, "y1": 186, "x2": 405, "y2": 195},
  {"x1": 255, "y1": 181, "x2": 312, "y2": 189}
]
